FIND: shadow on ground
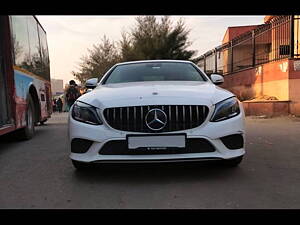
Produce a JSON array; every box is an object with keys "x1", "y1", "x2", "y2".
[{"x1": 71, "y1": 160, "x2": 244, "y2": 184}]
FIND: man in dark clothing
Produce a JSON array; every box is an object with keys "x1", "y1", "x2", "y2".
[
  {"x1": 66, "y1": 80, "x2": 81, "y2": 109},
  {"x1": 56, "y1": 97, "x2": 63, "y2": 113},
  {"x1": 53, "y1": 99, "x2": 57, "y2": 112}
]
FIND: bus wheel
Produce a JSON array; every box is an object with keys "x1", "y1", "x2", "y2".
[{"x1": 18, "y1": 96, "x2": 35, "y2": 140}]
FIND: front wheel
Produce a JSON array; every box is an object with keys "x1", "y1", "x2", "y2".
[{"x1": 17, "y1": 96, "x2": 35, "y2": 140}]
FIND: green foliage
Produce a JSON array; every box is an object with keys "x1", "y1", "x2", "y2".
[
  {"x1": 72, "y1": 36, "x2": 121, "y2": 84},
  {"x1": 73, "y1": 16, "x2": 201, "y2": 83},
  {"x1": 120, "y1": 16, "x2": 199, "y2": 62}
]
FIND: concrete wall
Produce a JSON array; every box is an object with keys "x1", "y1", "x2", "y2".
[
  {"x1": 221, "y1": 58, "x2": 300, "y2": 116},
  {"x1": 221, "y1": 58, "x2": 290, "y2": 101},
  {"x1": 243, "y1": 101, "x2": 290, "y2": 116},
  {"x1": 288, "y1": 59, "x2": 300, "y2": 115}
]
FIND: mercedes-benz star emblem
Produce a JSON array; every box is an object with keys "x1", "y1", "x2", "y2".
[{"x1": 145, "y1": 108, "x2": 167, "y2": 131}]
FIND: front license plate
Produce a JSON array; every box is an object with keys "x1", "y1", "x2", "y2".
[{"x1": 128, "y1": 135, "x2": 186, "y2": 149}]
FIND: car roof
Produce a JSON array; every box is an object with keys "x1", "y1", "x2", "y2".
[{"x1": 115, "y1": 60, "x2": 194, "y2": 66}]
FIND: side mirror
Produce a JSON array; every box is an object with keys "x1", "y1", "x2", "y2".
[
  {"x1": 210, "y1": 74, "x2": 224, "y2": 85},
  {"x1": 85, "y1": 78, "x2": 98, "y2": 89}
]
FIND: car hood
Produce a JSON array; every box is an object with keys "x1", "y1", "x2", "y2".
[{"x1": 78, "y1": 81, "x2": 234, "y2": 108}]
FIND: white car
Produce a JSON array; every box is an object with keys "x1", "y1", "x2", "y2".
[{"x1": 68, "y1": 60, "x2": 245, "y2": 169}]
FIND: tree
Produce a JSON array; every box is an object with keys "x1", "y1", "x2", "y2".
[
  {"x1": 120, "y1": 16, "x2": 200, "y2": 63},
  {"x1": 73, "y1": 16, "x2": 201, "y2": 83},
  {"x1": 72, "y1": 35, "x2": 121, "y2": 84}
]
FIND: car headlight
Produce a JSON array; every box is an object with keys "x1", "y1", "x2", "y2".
[
  {"x1": 210, "y1": 97, "x2": 240, "y2": 122},
  {"x1": 71, "y1": 101, "x2": 103, "y2": 125}
]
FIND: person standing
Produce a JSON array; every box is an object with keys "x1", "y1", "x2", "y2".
[
  {"x1": 52, "y1": 99, "x2": 57, "y2": 112},
  {"x1": 65, "y1": 80, "x2": 81, "y2": 110},
  {"x1": 56, "y1": 97, "x2": 63, "y2": 113}
]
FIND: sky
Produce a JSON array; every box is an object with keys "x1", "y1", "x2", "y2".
[{"x1": 37, "y1": 15, "x2": 265, "y2": 86}]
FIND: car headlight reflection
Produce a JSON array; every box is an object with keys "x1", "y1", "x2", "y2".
[
  {"x1": 71, "y1": 101, "x2": 103, "y2": 125},
  {"x1": 210, "y1": 97, "x2": 240, "y2": 122}
]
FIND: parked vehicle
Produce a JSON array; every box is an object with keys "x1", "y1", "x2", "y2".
[
  {"x1": 0, "y1": 16, "x2": 51, "y2": 139},
  {"x1": 68, "y1": 60, "x2": 245, "y2": 169}
]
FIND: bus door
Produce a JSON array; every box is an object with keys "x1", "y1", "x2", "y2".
[{"x1": 0, "y1": 18, "x2": 11, "y2": 127}]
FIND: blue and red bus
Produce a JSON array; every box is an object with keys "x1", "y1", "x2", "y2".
[{"x1": 0, "y1": 16, "x2": 52, "y2": 140}]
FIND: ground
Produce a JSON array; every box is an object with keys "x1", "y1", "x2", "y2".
[{"x1": 0, "y1": 113, "x2": 300, "y2": 208}]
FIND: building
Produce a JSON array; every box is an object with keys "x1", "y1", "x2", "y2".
[
  {"x1": 198, "y1": 15, "x2": 300, "y2": 116},
  {"x1": 51, "y1": 78, "x2": 64, "y2": 97}
]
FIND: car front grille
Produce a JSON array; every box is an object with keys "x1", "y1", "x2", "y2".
[{"x1": 103, "y1": 105, "x2": 209, "y2": 133}]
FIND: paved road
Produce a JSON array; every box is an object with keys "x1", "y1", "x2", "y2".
[{"x1": 0, "y1": 113, "x2": 300, "y2": 209}]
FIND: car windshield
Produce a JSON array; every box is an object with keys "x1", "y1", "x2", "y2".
[{"x1": 103, "y1": 62, "x2": 206, "y2": 84}]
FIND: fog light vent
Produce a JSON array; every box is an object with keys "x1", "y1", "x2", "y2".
[
  {"x1": 220, "y1": 134, "x2": 244, "y2": 150},
  {"x1": 71, "y1": 138, "x2": 93, "y2": 153}
]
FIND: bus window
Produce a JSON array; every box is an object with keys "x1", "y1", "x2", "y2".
[
  {"x1": 10, "y1": 16, "x2": 31, "y2": 70},
  {"x1": 27, "y1": 16, "x2": 43, "y2": 77},
  {"x1": 37, "y1": 24, "x2": 50, "y2": 81}
]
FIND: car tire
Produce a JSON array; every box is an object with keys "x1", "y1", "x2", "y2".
[
  {"x1": 222, "y1": 156, "x2": 243, "y2": 167},
  {"x1": 17, "y1": 96, "x2": 35, "y2": 140},
  {"x1": 71, "y1": 160, "x2": 91, "y2": 170}
]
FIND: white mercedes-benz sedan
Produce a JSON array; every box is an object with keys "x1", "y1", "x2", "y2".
[{"x1": 68, "y1": 60, "x2": 245, "y2": 169}]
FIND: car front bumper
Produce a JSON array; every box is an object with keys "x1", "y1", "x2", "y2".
[{"x1": 68, "y1": 107, "x2": 246, "y2": 164}]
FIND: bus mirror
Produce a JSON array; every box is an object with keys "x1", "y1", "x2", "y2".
[{"x1": 85, "y1": 78, "x2": 98, "y2": 89}]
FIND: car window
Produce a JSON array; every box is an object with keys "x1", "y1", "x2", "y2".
[{"x1": 103, "y1": 62, "x2": 206, "y2": 84}]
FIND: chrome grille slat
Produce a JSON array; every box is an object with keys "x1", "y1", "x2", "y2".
[
  {"x1": 189, "y1": 105, "x2": 192, "y2": 128},
  {"x1": 120, "y1": 108, "x2": 122, "y2": 130},
  {"x1": 168, "y1": 105, "x2": 171, "y2": 130},
  {"x1": 182, "y1": 105, "x2": 185, "y2": 130},
  {"x1": 140, "y1": 106, "x2": 143, "y2": 131},
  {"x1": 105, "y1": 108, "x2": 109, "y2": 122},
  {"x1": 175, "y1": 105, "x2": 178, "y2": 130},
  {"x1": 133, "y1": 106, "x2": 136, "y2": 130},
  {"x1": 196, "y1": 106, "x2": 199, "y2": 124},
  {"x1": 126, "y1": 107, "x2": 129, "y2": 130},
  {"x1": 103, "y1": 105, "x2": 208, "y2": 133},
  {"x1": 113, "y1": 108, "x2": 116, "y2": 122}
]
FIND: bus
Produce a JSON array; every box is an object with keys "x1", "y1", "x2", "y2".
[{"x1": 0, "y1": 16, "x2": 52, "y2": 140}]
